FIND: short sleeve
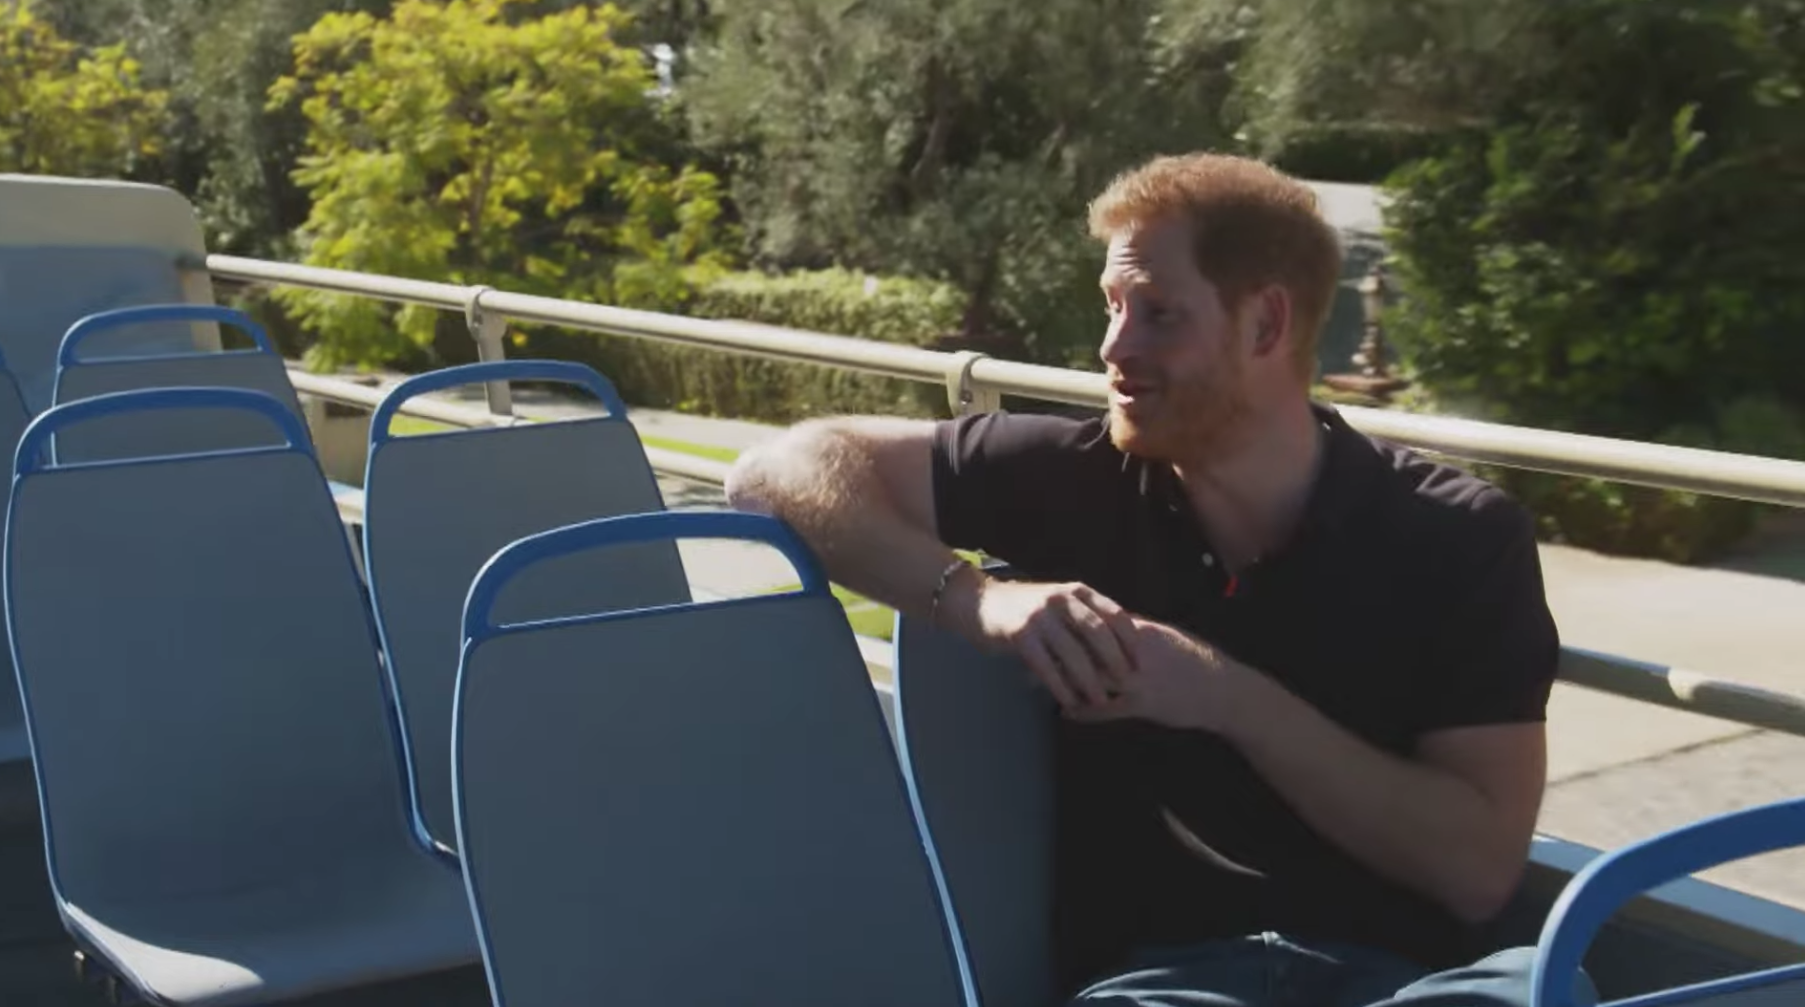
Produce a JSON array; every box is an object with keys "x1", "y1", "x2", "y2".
[
  {"x1": 930, "y1": 410, "x2": 1112, "y2": 568},
  {"x1": 1414, "y1": 495, "x2": 1562, "y2": 734}
]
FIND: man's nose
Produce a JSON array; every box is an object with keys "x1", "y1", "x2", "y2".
[{"x1": 1100, "y1": 315, "x2": 1143, "y2": 367}]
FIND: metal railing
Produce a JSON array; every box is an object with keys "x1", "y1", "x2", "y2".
[
  {"x1": 212, "y1": 254, "x2": 1805, "y2": 738},
  {"x1": 280, "y1": 368, "x2": 732, "y2": 491}
]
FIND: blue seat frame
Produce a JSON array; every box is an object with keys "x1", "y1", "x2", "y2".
[
  {"x1": 1531, "y1": 796, "x2": 1805, "y2": 1007},
  {"x1": 362, "y1": 359, "x2": 686, "y2": 860},
  {"x1": 56, "y1": 303, "x2": 277, "y2": 366},
  {"x1": 3, "y1": 386, "x2": 478, "y2": 1005}
]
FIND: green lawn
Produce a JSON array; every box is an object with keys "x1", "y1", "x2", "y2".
[
  {"x1": 385, "y1": 412, "x2": 741, "y2": 463},
  {"x1": 385, "y1": 414, "x2": 453, "y2": 437},
  {"x1": 641, "y1": 434, "x2": 740, "y2": 463},
  {"x1": 832, "y1": 584, "x2": 898, "y2": 640}
]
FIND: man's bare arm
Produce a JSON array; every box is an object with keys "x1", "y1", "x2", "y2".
[
  {"x1": 1224, "y1": 670, "x2": 1546, "y2": 922},
  {"x1": 724, "y1": 417, "x2": 971, "y2": 624},
  {"x1": 1074, "y1": 621, "x2": 1546, "y2": 922},
  {"x1": 725, "y1": 417, "x2": 1136, "y2": 706}
]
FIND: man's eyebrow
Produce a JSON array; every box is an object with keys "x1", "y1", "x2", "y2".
[{"x1": 1100, "y1": 272, "x2": 1160, "y2": 294}]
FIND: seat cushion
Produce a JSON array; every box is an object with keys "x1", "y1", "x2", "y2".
[{"x1": 63, "y1": 842, "x2": 477, "y2": 1007}]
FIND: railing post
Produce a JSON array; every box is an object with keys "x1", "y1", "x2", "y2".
[
  {"x1": 464, "y1": 285, "x2": 513, "y2": 416},
  {"x1": 944, "y1": 350, "x2": 1002, "y2": 416}
]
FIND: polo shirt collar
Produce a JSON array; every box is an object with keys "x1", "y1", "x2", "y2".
[{"x1": 1128, "y1": 402, "x2": 1383, "y2": 544}]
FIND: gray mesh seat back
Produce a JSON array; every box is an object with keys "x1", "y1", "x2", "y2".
[
  {"x1": 6, "y1": 395, "x2": 411, "y2": 910},
  {"x1": 0, "y1": 245, "x2": 199, "y2": 414},
  {"x1": 456, "y1": 551, "x2": 968, "y2": 1006},
  {"x1": 0, "y1": 370, "x2": 29, "y2": 763},
  {"x1": 366, "y1": 419, "x2": 688, "y2": 849},
  {"x1": 893, "y1": 612, "x2": 1056, "y2": 1007},
  {"x1": 52, "y1": 353, "x2": 305, "y2": 463}
]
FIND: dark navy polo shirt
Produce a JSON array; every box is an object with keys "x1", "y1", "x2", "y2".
[{"x1": 929, "y1": 403, "x2": 1560, "y2": 990}]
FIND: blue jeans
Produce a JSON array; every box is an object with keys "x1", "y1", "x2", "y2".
[{"x1": 1067, "y1": 932, "x2": 1599, "y2": 1007}]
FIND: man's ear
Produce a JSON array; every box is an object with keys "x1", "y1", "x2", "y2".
[{"x1": 1248, "y1": 285, "x2": 1292, "y2": 358}]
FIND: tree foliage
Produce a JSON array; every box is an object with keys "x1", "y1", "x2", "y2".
[
  {"x1": 267, "y1": 0, "x2": 734, "y2": 369},
  {"x1": 24, "y1": 0, "x2": 400, "y2": 257},
  {"x1": 0, "y1": 0, "x2": 168, "y2": 176},
  {"x1": 20, "y1": 0, "x2": 1805, "y2": 560},
  {"x1": 1382, "y1": 0, "x2": 1805, "y2": 440},
  {"x1": 681, "y1": 0, "x2": 1238, "y2": 364},
  {"x1": 1378, "y1": 0, "x2": 1805, "y2": 559}
]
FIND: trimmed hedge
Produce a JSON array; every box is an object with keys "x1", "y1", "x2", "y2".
[{"x1": 515, "y1": 267, "x2": 966, "y2": 423}]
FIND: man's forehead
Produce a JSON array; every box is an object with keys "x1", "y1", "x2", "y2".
[{"x1": 1100, "y1": 221, "x2": 1196, "y2": 290}]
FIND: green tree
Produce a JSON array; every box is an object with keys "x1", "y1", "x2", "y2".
[
  {"x1": 0, "y1": 0, "x2": 168, "y2": 176},
  {"x1": 1219, "y1": 0, "x2": 1543, "y2": 163},
  {"x1": 1379, "y1": 0, "x2": 1805, "y2": 560},
  {"x1": 29, "y1": 0, "x2": 398, "y2": 257},
  {"x1": 268, "y1": 0, "x2": 733, "y2": 370},
  {"x1": 683, "y1": 0, "x2": 1238, "y2": 366},
  {"x1": 1384, "y1": 0, "x2": 1805, "y2": 438},
  {"x1": 177, "y1": 0, "x2": 398, "y2": 257},
  {"x1": 536, "y1": 0, "x2": 717, "y2": 52}
]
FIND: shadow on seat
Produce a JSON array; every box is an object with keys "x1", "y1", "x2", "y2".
[
  {"x1": 50, "y1": 304, "x2": 307, "y2": 464},
  {"x1": 452, "y1": 510, "x2": 972, "y2": 1007},
  {"x1": 3, "y1": 387, "x2": 478, "y2": 1006},
  {"x1": 0, "y1": 354, "x2": 29, "y2": 766},
  {"x1": 891, "y1": 610, "x2": 1057, "y2": 1007},
  {"x1": 1530, "y1": 797, "x2": 1805, "y2": 1007},
  {"x1": 362, "y1": 359, "x2": 689, "y2": 856}
]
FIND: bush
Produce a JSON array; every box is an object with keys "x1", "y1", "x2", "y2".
[
  {"x1": 1493, "y1": 474, "x2": 1760, "y2": 565},
  {"x1": 515, "y1": 268, "x2": 967, "y2": 424},
  {"x1": 1381, "y1": 0, "x2": 1805, "y2": 562},
  {"x1": 1267, "y1": 124, "x2": 1445, "y2": 186}
]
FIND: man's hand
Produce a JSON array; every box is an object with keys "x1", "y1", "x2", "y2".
[
  {"x1": 963, "y1": 577, "x2": 1139, "y2": 711},
  {"x1": 1065, "y1": 618, "x2": 1238, "y2": 732}
]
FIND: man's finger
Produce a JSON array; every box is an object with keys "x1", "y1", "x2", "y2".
[
  {"x1": 1061, "y1": 597, "x2": 1135, "y2": 684},
  {"x1": 1064, "y1": 691, "x2": 1135, "y2": 723},
  {"x1": 1020, "y1": 635, "x2": 1079, "y2": 710},
  {"x1": 1072, "y1": 586, "x2": 1140, "y2": 672},
  {"x1": 1038, "y1": 622, "x2": 1115, "y2": 706}
]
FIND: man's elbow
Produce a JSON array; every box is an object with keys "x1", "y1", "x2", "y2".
[
  {"x1": 723, "y1": 421, "x2": 843, "y2": 517},
  {"x1": 723, "y1": 444, "x2": 775, "y2": 515},
  {"x1": 1444, "y1": 850, "x2": 1530, "y2": 924},
  {"x1": 724, "y1": 442, "x2": 804, "y2": 519}
]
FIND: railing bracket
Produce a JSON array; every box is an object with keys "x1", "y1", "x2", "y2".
[
  {"x1": 463, "y1": 285, "x2": 513, "y2": 417},
  {"x1": 944, "y1": 350, "x2": 1001, "y2": 416}
]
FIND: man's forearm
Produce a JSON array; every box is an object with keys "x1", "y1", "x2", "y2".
[
  {"x1": 725, "y1": 424, "x2": 972, "y2": 624},
  {"x1": 1221, "y1": 669, "x2": 1527, "y2": 922}
]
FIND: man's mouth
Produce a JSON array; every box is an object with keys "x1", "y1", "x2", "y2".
[{"x1": 1110, "y1": 379, "x2": 1160, "y2": 405}]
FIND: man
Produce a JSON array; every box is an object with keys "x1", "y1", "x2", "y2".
[{"x1": 724, "y1": 153, "x2": 1595, "y2": 1007}]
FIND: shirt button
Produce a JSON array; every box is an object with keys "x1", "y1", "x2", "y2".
[{"x1": 1201, "y1": 554, "x2": 1215, "y2": 567}]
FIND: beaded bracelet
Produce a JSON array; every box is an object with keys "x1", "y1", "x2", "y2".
[{"x1": 928, "y1": 558, "x2": 972, "y2": 627}]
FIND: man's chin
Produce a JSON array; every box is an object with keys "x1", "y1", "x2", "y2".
[
  {"x1": 1106, "y1": 409, "x2": 1166, "y2": 458},
  {"x1": 1108, "y1": 403, "x2": 1240, "y2": 463}
]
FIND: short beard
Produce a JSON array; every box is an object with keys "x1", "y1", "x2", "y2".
[{"x1": 1106, "y1": 353, "x2": 1251, "y2": 465}]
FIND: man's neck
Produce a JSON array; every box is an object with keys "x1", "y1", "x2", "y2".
[{"x1": 1171, "y1": 399, "x2": 1327, "y2": 573}]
